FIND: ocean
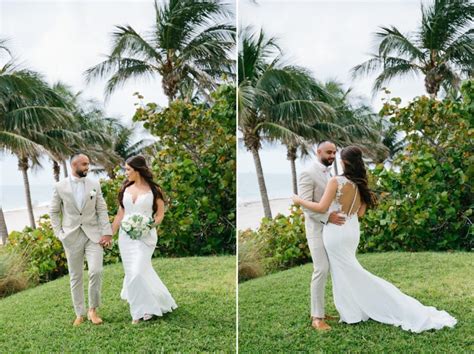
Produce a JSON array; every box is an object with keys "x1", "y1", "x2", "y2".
[
  {"x1": 1, "y1": 184, "x2": 54, "y2": 211},
  {"x1": 238, "y1": 172, "x2": 294, "y2": 205}
]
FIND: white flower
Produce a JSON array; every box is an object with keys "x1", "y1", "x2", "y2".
[
  {"x1": 90, "y1": 189, "x2": 97, "y2": 199},
  {"x1": 120, "y1": 213, "x2": 154, "y2": 240}
]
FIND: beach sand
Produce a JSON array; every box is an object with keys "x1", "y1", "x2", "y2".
[
  {"x1": 3, "y1": 205, "x2": 50, "y2": 235},
  {"x1": 238, "y1": 198, "x2": 293, "y2": 230}
]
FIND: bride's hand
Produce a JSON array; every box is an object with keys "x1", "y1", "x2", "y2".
[{"x1": 292, "y1": 194, "x2": 301, "y2": 205}]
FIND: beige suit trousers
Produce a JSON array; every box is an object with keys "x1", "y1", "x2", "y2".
[{"x1": 62, "y1": 229, "x2": 103, "y2": 316}]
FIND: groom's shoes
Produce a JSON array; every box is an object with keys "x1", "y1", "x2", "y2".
[
  {"x1": 72, "y1": 316, "x2": 85, "y2": 326},
  {"x1": 311, "y1": 318, "x2": 331, "y2": 331},
  {"x1": 324, "y1": 314, "x2": 339, "y2": 321},
  {"x1": 87, "y1": 309, "x2": 103, "y2": 325}
]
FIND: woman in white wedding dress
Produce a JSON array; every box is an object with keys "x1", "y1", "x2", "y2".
[
  {"x1": 112, "y1": 155, "x2": 177, "y2": 324},
  {"x1": 292, "y1": 146, "x2": 456, "y2": 333}
]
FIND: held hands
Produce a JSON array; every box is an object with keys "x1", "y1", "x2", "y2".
[
  {"x1": 99, "y1": 235, "x2": 113, "y2": 248},
  {"x1": 292, "y1": 194, "x2": 302, "y2": 205}
]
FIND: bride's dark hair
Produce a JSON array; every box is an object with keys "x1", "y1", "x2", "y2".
[
  {"x1": 118, "y1": 155, "x2": 166, "y2": 217},
  {"x1": 340, "y1": 146, "x2": 377, "y2": 208}
]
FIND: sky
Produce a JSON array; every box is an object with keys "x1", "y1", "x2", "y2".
[
  {"x1": 238, "y1": 0, "x2": 425, "y2": 174},
  {"x1": 0, "y1": 0, "x2": 431, "y2": 202},
  {"x1": 0, "y1": 0, "x2": 173, "y2": 190}
]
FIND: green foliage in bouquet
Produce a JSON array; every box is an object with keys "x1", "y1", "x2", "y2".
[
  {"x1": 360, "y1": 80, "x2": 473, "y2": 252},
  {"x1": 239, "y1": 206, "x2": 309, "y2": 281},
  {"x1": 132, "y1": 85, "x2": 236, "y2": 256}
]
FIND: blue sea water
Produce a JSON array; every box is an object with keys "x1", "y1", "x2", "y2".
[
  {"x1": 1, "y1": 184, "x2": 54, "y2": 211},
  {"x1": 238, "y1": 172, "x2": 293, "y2": 204}
]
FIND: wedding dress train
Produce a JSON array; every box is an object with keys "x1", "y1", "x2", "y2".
[{"x1": 322, "y1": 176, "x2": 456, "y2": 333}]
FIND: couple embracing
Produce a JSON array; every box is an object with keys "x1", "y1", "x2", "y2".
[
  {"x1": 49, "y1": 153, "x2": 177, "y2": 326},
  {"x1": 292, "y1": 141, "x2": 457, "y2": 333}
]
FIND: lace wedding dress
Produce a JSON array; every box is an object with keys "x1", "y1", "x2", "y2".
[
  {"x1": 322, "y1": 176, "x2": 457, "y2": 333},
  {"x1": 119, "y1": 190, "x2": 177, "y2": 320}
]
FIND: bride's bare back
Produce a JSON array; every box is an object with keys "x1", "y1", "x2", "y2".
[{"x1": 334, "y1": 176, "x2": 363, "y2": 217}]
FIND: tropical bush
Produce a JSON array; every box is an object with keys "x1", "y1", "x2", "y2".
[
  {"x1": 132, "y1": 85, "x2": 236, "y2": 256},
  {"x1": 360, "y1": 81, "x2": 473, "y2": 252},
  {"x1": 239, "y1": 206, "x2": 309, "y2": 281},
  {"x1": 7, "y1": 215, "x2": 68, "y2": 283},
  {"x1": 0, "y1": 247, "x2": 30, "y2": 298}
]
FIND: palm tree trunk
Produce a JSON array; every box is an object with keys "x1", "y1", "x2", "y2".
[
  {"x1": 53, "y1": 160, "x2": 60, "y2": 182},
  {"x1": 250, "y1": 147, "x2": 272, "y2": 219},
  {"x1": 286, "y1": 145, "x2": 298, "y2": 194},
  {"x1": 18, "y1": 157, "x2": 36, "y2": 229},
  {"x1": 0, "y1": 207, "x2": 8, "y2": 245},
  {"x1": 62, "y1": 160, "x2": 68, "y2": 178},
  {"x1": 333, "y1": 155, "x2": 339, "y2": 175},
  {"x1": 290, "y1": 158, "x2": 298, "y2": 194}
]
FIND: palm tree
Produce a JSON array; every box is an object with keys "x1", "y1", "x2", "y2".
[
  {"x1": 91, "y1": 120, "x2": 154, "y2": 179},
  {"x1": 85, "y1": 0, "x2": 235, "y2": 103},
  {"x1": 352, "y1": 0, "x2": 474, "y2": 98},
  {"x1": 1, "y1": 56, "x2": 72, "y2": 228},
  {"x1": 239, "y1": 28, "x2": 334, "y2": 218},
  {"x1": 322, "y1": 81, "x2": 388, "y2": 169},
  {"x1": 51, "y1": 82, "x2": 115, "y2": 181}
]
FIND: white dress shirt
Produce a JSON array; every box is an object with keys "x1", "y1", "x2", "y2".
[{"x1": 70, "y1": 175, "x2": 86, "y2": 209}]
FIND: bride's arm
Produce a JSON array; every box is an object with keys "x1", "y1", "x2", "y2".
[
  {"x1": 357, "y1": 203, "x2": 367, "y2": 217},
  {"x1": 292, "y1": 178, "x2": 338, "y2": 213},
  {"x1": 111, "y1": 206, "x2": 125, "y2": 235},
  {"x1": 154, "y1": 198, "x2": 165, "y2": 225}
]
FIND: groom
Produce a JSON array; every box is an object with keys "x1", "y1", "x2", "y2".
[
  {"x1": 49, "y1": 153, "x2": 112, "y2": 326},
  {"x1": 298, "y1": 140, "x2": 345, "y2": 331}
]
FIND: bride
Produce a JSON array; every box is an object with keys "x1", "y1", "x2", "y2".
[
  {"x1": 112, "y1": 155, "x2": 177, "y2": 324},
  {"x1": 292, "y1": 146, "x2": 457, "y2": 333}
]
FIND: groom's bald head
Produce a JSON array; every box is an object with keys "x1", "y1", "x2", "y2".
[
  {"x1": 317, "y1": 141, "x2": 337, "y2": 167},
  {"x1": 71, "y1": 153, "x2": 90, "y2": 177}
]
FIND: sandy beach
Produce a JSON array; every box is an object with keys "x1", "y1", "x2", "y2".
[
  {"x1": 238, "y1": 198, "x2": 293, "y2": 230},
  {"x1": 3, "y1": 205, "x2": 50, "y2": 234}
]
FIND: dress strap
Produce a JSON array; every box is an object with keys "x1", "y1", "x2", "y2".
[{"x1": 347, "y1": 183, "x2": 358, "y2": 215}]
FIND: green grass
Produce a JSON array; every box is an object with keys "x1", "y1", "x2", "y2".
[
  {"x1": 0, "y1": 256, "x2": 236, "y2": 352},
  {"x1": 239, "y1": 252, "x2": 473, "y2": 353}
]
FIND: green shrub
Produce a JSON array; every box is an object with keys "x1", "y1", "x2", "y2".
[
  {"x1": 7, "y1": 215, "x2": 68, "y2": 283},
  {"x1": 239, "y1": 206, "x2": 309, "y2": 280},
  {"x1": 0, "y1": 247, "x2": 30, "y2": 298},
  {"x1": 360, "y1": 81, "x2": 473, "y2": 252},
  {"x1": 132, "y1": 85, "x2": 236, "y2": 256},
  {"x1": 238, "y1": 235, "x2": 264, "y2": 282}
]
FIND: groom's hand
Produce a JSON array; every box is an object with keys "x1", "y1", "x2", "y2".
[
  {"x1": 328, "y1": 212, "x2": 346, "y2": 225},
  {"x1": 99, "y1": 235, "x2": 112, "y2": 248}
]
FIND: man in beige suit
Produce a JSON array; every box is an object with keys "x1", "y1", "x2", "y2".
[
  {"x1": 298, "y1": 141, "x2": 345, "y2": 331},
  {"x1": 50, "y1": 153, "x2": 112, "y2": 326}
]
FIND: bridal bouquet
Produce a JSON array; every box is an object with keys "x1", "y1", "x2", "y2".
[{"x1": 121, "y1": 213, "x2": 156, "y2": 240}]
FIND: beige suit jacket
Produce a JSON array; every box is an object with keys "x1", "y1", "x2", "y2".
[
  {"x1": 298, "y1": 162, "x2": 330, "y2": 235},
  {"x1": 49, "y1": 177, "x2": 112, "y2": 243}
]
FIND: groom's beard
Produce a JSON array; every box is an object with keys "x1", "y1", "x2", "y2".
[
  {"x1": 76, "y1": 170, "x2": 88, "y2": 177},
  {"x1": 320, "y1": 157, "x2": 334, "y2": 166}
]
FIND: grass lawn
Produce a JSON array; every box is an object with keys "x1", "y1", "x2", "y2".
[
  {"x1": 238, "y1": 252, "x2": 473, "y2": 353},
  {"x1": 0, "y1": 256, "x2": 236, "y2": 352}
]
